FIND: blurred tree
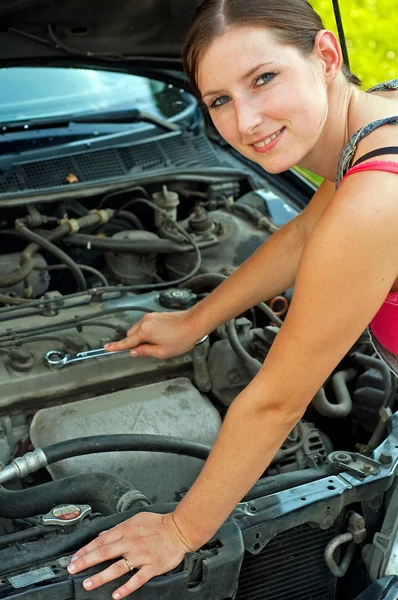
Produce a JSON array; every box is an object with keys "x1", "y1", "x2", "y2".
[
  {"x1": 312, "y1": 0, "x2": 397, "y2": 89},
  {"x1": 296, "y1": 0, "x2": 396, "y2": 185}
]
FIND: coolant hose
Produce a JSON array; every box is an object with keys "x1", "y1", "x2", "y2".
[
  {"x1": 242, "y1": 466, "x2": 333, "y2": 501},
  {"x1": 0, "y1": 435, "x2": 212, "y2": 486},
  {"x1": 312, "y1": 368, "x2": 357, "y2": 418},
  {"x1": 0, "y1": 472, "x2": 148, "y2": 519},
  {"x1": 350, "y1": 352, "x2": 396, "y2": 408},
  {"x1": 44, "y1": 435, "x2": 211, "y2": 464},
  {"x1": 350, "y1": 352, "x2": 398, "y2": 452}
]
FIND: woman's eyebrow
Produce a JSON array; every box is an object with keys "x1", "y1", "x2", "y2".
[{"x1": 201, "y1": 61, "x2": 275, "y2": 98}]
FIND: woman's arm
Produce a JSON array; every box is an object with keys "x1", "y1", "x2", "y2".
[
  {"x1": 189, "y1": 179, "x2": 336, "y2": 337},
  {"x1": 68, "y1": 173, "x2": 398, "y2": 597},
  {"x1": 172, "y1": 170, "x2": 398, "y2": 547}
]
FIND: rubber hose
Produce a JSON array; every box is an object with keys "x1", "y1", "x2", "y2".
[
  {"x1": 0, "y1": 503, "x2": 175, "y2": 576},
  {"x1": 116, "y1": 210, "x2": 144, "y2": 230},
  {"x1": 243, "y1": 466, "x2": 333, "y2": 501},
  {"x1": 312, "y1": 369, "x2": 356, "y2": 418},
  {"x1": 0, "y1": 472, "x2": 145, "y2": 519},
  {"x1": 350, "y1": 352, "x2": 395, "y2": 407},
  {"x1": 0, "y1": 223, "x2": 70, "y2": 288},
  {"x1": 226, "y1": 319, "x2": 262, "y2": 377},
  {"x1": 257, "y1": 302, "x2": 283, "y2": 327},
  {"x1": 43, "y1": 434, "x2": 211, "y2": 465},
  {"x1": 350, "y1": 352, "x2": 398, "y2": 452},
  {"x1": 63, "y1": 233, "x2": 192, "y2": 254},
  {"x1": 16, "y1": 222, "x2": 87, "y2": 291},
  {"x1": 179, "y1": 272, "x2": 227, "y2": 291}
]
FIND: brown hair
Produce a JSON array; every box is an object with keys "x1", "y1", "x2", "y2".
[{"x1": 182, "y1": 0, "x2": 361, "y2": 102}]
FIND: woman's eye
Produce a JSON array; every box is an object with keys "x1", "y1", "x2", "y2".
[
  {"x1": 207, "y1": 95, "x2": 230, "y2": 110},
  {"x1": 254, "y1": 72, "x2": 276, "y2": 87}
]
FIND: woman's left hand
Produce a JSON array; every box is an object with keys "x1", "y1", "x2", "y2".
[{"x1": 67, "y1": 511, "x2": 192, "y2": 598}]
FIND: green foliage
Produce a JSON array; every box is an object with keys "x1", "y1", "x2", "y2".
[
  {"x1": 294, "y1": 0, "x2": 396, "y2": 186},
  {"x1": 311, "y1": 0, "x2": 397, "y2": 89}
]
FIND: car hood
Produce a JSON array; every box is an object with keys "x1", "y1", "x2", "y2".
[{"x1": 0, "y1": 0, "x2": 198, "y2": 65}]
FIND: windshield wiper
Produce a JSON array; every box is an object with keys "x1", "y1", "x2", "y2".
[{"x1": 0, "y1": 109, "x2": 180, "y2": 135}]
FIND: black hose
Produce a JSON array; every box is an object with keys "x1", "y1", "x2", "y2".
[
  {"x1": 350, "y1": 352, "x2": 398, "y2": 452},
  {"x1": 0, "y1": 472, "x2": 145, "y2": 519},
  {"x1": 0, "y1": 223, "x2": 71, "y2": 287},
  {"x1": 0, "y1": 525, "x2": 48, "y2": 545},
  {"x1": 180, "y1": 272, "x2": 227, "y2": 291},
  {"x1": 34, "y1": 263, "x2": 109, "y2": 287},
  {"x1": 116, "y1": 210, "x2": 144, "y2": 230},
  {"x1": 350, "y1": 352, "x2": 395, "y2": 407},
  {"x1": 242, "y1": 467, "x2": 333, "y2": 501},
  {"x1": 16, "y1": 222, "x2": 87, "y2": 291},
  {"x1": 226, "y1": 319, "x2": 262, "y2": 377},
  {"x1": 63, "y1": 233, "x2": 192, "y2": 253},
  {"x1": 43, "y1": 435, "x2": 211, "y2": 465}
]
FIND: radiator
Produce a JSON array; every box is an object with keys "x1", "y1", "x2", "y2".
[{"x1": 236, "y1": 523, "x2": 337, "y2": 600}]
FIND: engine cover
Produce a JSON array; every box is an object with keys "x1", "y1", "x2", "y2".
[{"x1": 30, "y1": 377, "x2": 221, "y2": 503}]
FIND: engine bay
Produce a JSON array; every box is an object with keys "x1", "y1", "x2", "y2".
[{"x1": 0, "y1": 174, "x2": 397, "y2": 599}]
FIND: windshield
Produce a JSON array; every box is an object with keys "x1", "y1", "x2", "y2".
[{"x1": 0, "y1": 67, "x2": 192, "y2": 123}]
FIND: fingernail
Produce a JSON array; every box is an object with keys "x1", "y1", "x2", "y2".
[
  {"x1": 113, "y1": 593, "x2": 120, "y2": 599},
  {"x1": 71, "y1": 554, "x2": 79, "y2": 561},
  {"x1": 83, "y1": 579, "x2": 92, "y2": 589},
  {"x1": 130, "y1": 351, "x2": 137, "y2": 357},
  {"x1": 67, "y1": 564, "x2": 76, "y2": 573}
]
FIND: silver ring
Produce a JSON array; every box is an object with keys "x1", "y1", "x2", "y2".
[{"x1": 123, "y1": 557, "x2": 134, "y2": 571}]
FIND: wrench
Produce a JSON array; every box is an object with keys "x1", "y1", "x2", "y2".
[
  {"x1": 45, "y1": 335, "x2": 209, "y2": 368},
  {"x1": 44, "y1": 347, "x2": 129, "y2": 368}
]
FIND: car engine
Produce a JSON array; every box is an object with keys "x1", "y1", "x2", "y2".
[{"x1": 0, "y1": 174, "x2": 397, "y2": 600}]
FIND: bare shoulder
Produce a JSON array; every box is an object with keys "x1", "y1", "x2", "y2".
[{"x1": 352, "y1": 90, "x2": 398, "y2": 164}]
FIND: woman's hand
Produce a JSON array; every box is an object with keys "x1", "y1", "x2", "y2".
[
  {"x1": 105, "y1": 310, "x2": 205, "y2": 359},
  {"x1": 67, "y1": 512, "x2": 193, "y2": 598}
]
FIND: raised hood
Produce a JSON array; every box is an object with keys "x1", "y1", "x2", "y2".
[{"x1": 0, "y1": 0, "x2": 199, "y2": 65}]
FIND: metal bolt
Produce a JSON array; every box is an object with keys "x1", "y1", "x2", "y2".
[
  {"x1": 361, "y1": 464, "x2": 373, "y2": 474},
  {"x1": 335, "y1": 452, "x2": 352, "y2": 464},
  {"x1": 379, "y1": 453, "x2": 393, "y2": 465},
  {"x1": 321, "y1": 515, "x2": 334, "y2": 529}
]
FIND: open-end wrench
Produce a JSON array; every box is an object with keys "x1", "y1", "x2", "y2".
[{"x1": 44, "y1": 336, "x2": 209, "y2": 369}]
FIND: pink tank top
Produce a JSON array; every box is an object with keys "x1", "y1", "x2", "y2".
[{"x1": 341, "y1": 160, "x2": 398, "y2": 354}]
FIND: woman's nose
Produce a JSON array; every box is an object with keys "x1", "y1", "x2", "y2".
[{"x1": 235, "y1": 99, "x2": 263, "y2": 136}]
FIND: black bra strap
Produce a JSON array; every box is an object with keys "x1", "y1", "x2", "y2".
[{"x1": 353, "y1": 146, "x2": 398, "y2": 167}]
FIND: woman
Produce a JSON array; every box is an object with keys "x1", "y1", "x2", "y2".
[{"x1": 67, "y1": 0, "x2": 398, "y2": 596}]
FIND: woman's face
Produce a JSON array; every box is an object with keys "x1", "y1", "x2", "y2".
[{"x1": 197, "y1": 26, "x2": 330, "y2": 173}]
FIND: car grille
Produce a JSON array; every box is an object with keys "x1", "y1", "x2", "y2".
[{"x1": 236, "y1": 523, "x2": 337, "y2": 600}]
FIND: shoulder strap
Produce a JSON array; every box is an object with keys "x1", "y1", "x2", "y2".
[
  {"x1": 341, "y1": 160, "x2": 398, "y2": 185},
  {"x1": 353, "y1": 146, "x2": 398, "y2": 167}
]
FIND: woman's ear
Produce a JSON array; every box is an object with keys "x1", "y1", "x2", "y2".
[{"x1": 313, "y1": 29, "x2": 343, "y2": 85}]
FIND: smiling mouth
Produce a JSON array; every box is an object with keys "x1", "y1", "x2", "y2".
[{"x1": 251, "y1": 127, "x2": 285, "y2": 148}]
